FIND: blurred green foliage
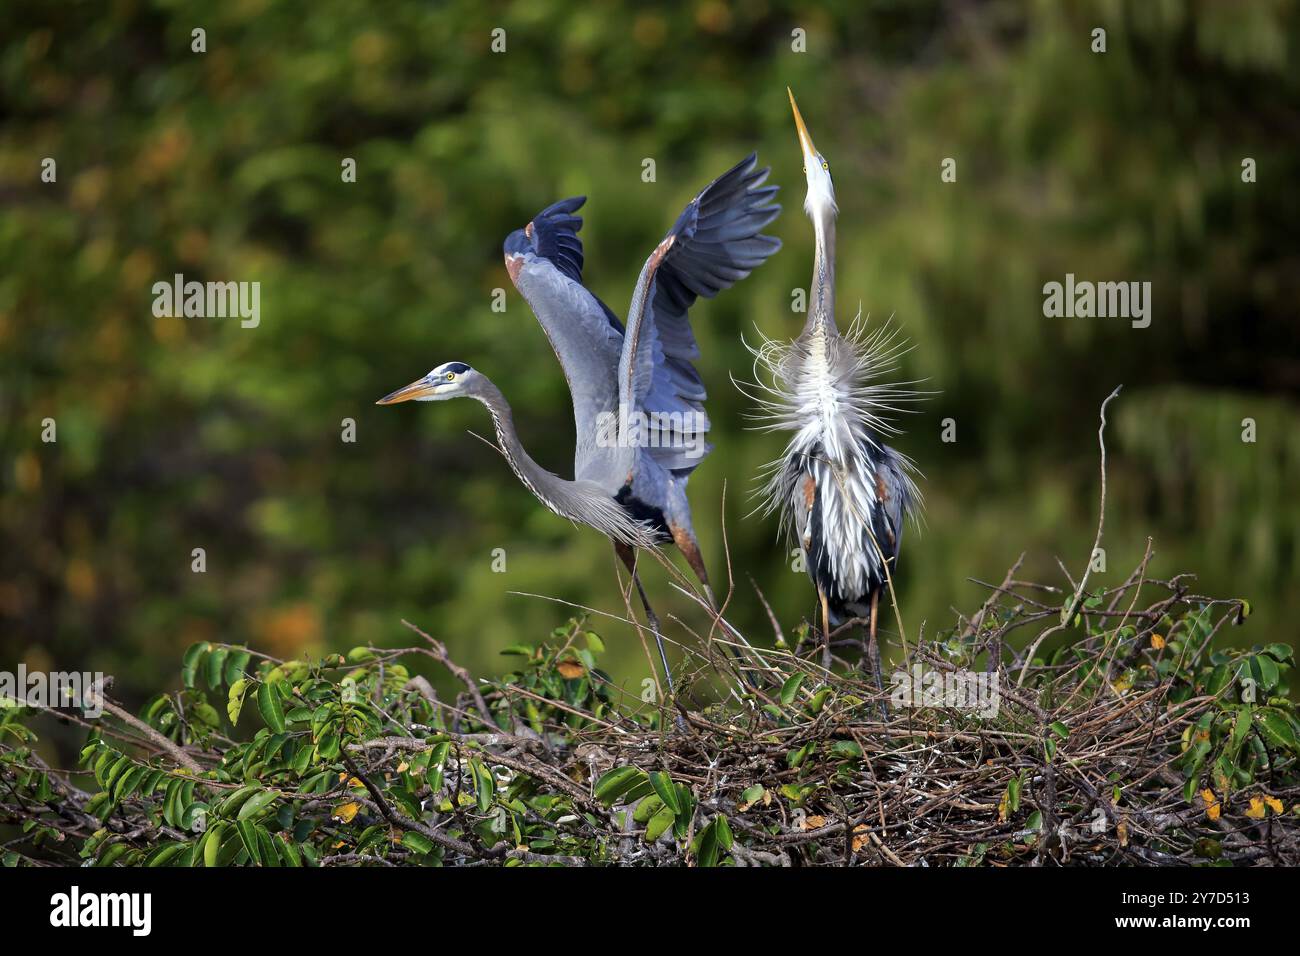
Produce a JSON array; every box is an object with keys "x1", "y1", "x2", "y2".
[{"x1": 1, "y1": 1, "x2": 1297, "y2": 704}]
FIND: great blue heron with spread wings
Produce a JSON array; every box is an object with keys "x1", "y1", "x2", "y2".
[
  {"x1": 378, "y1": 155, "x2": 781, "y2": 695},
  {"x1": 741, "y1": 91, "x2": 924, "y2": 693}
]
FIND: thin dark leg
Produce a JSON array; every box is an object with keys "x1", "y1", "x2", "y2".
[
  {"x1": 818, "y1": 587, "x2": 833, "y2": 672},
  {"x1": 868, "y1": 590, "x2": 887, "y2": 720},
  {"x1": 633, "y1": 569, "x2": 674, "y2": 698},
  {"x1": 614, "y1": 543, "x2": 675, "y2": 699}
]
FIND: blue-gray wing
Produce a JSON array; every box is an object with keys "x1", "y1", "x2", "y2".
[
  {"x1": 618, "y1": 154, "x2": 782, "y2": 473},
  {"x1": 505, "y1": 198, "x2": 626, "y2": 478},
  {"x1": 870, "y1": 446, "x2": 921, "y2": 563},
  {"x1": 526, "y1": 196, "x2": 587, "y2": 283}
]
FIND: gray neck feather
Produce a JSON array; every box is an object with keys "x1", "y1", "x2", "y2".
[
  {"x1": 473, "y1": 378, "x2": 558, "y2": 508},
  {"x1": 471, "y1": 377, "x2": 655, "y2": 549}
]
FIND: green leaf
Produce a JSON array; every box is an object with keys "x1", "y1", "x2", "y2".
[
  {"x1": 401, "y1": 831, "x2": 434, "y2": 856},
  {"x1": 162, "y1": 780, "x2": 184, "y2": 828},
  {"x1": 1261, "y1": 642, "x2": 1293, "y2": 664},
  {"x1": 224, "y1": 648, "x2": 252, "y2": 684},
  {"x1": 696, "y1": 819, "x2": 721, "y2": 867},
  {"x1": 672, "y1": 785, "x2": 695, "y2": 840},
  {"x1": 779, "y1": 783, "x2": 813, "y2": 806},
  {"x1": 1049, "y1": 721, "x2": 1070, "y2": 740},
  {"x1": 205, "y1": 647, "x2": 229, "y2": 690},
  {"x1": 714, "y1": 813, "x2": 733, "y2": 851},
  {"x1": 1205, "y1": 664, "x2": 1232, "y2": 697},
  {"x1": 1255, "y1": 708, "x2": 1299, "y2": 753},
  {"x1": 648, "y1": 771, "x2": 680, "y2": 815},
  {"x1": 831, "y1": 740, "x2": 862, "y2": 759},
  {"x1": 257, "y1": 828, "x2": 281, "y2": 868},
  {"x1": 1226, "y1": 706, "x2": 1251, "y2": 761},
  {"x1": 275, "y1": 834, "x2": 303, "y2": 867},
  {"x1": 470, "y1": 759, "x2": 494, "y2": 813},
  {"x1": 787, "y1": 742, "x2": 813, "y2": 768},
  {"x1": 633, "y1": 795, "x2": 664, "y2": 824},
  {"x1": 96, "y1": 843, "x2": 131, "y2": 867},
  {"x1": 181, "y1": 642, "x2": 210, "y2": 689},
  {"x1": 644, "y1": 804, "x2": 675, "y2": 843},
  {"x1": 202, "y1": 824, "x2": 226, "y2": 867},
  {"x1": 257, "y1": 682, "x2": 285, "y2": 733},
  {"x1": 1006, "y1": 774, "x2": 1022, "y2": 814},
  {"x1": 236, "y1": 789, "x2": 280, "y2": 821},
  {"x1": 190, "y1": 700, "x2": 220, "y2": 731},
  {"x1": 780, "y1": 673, "x2": 806, "y2": 707},
  {"x1": 235, "y1": 820, "x2": 262, "y2": 865},
  {"x1": 218, "y1": 786, "x2": 258, "y2": 817},
  {"x1": 113, "y1": 766, "x2": 147, "y2": 802},
  {"x1": 103, "y1": 755, "x2": 132, "y2": 793},
  {"x1": 144, "y1": 842, "x2": 188, "y2": 867},
  {"x1": 142, "y1": 769, "x2": 165, "y2": 795},
  {"x1": 316, "y1": 733, "x2": 340, "y2": 760},
  {"x1": 594, "y1": 766, "x2": 643, "y2": 805},
  {"x1": 298, "y1": 771, "x2": 334, "y2": 795},
  {"x1": 430, "y1": 741, "x2": 451, "y2": 768},
  {"x1": 1250, "y1": 655, "x2": 1279, "y2": 692},
  {"x1": 806, "y1": 687, "x2": 832, "y2": 715}
]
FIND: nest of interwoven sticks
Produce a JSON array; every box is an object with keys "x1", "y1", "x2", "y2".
[
  {"x1": 4, "y1": 558, "x2": 1297, "y2": 868},
  {"x1": 428, "y1": 551, "x2": 1293, "y2": 867}
]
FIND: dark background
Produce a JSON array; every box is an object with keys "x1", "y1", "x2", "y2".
[{"x1": 2, "y1": 0, "x2": 1297, "y2": 704}]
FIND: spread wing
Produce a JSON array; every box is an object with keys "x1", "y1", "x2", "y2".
[
  {"x1": 505, "y1": 197, "x2": 625, "y2": 478},
  {"x1": 618, "y1": 154, "x2": 781, "y2": 473}
]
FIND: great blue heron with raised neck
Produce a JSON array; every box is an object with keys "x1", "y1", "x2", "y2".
[
  {"x1": 741, "y1": 91, "x2": 923, "y2": 692},
  {"x1": 378, "y1": 155, "x2": 781, "y2": 696}
]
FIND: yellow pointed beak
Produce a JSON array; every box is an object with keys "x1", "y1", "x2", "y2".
[
  {"x1": 376, "y1": 377, "x2": 437, "y2": 405},
  {"x1": 788, "y1": 87, "x2": 817, "y2": 161}
]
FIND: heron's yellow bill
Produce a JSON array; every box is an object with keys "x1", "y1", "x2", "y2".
[
  {"x1": 376, "y1": 377, "x2": 436, "y2": 404},
  {"x1": 787, "y1": 87, "x2": 818, "y2": 160}
]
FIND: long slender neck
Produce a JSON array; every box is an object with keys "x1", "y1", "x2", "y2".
[
  {"x1": 470, "y1": 376, "x2": 650, "y2": 548},
  {"x1": 473, "y1": 378, "x2": 570, "y2": 509},
  {"x1": 803, "y1": 207, "x2": 837, "y2": 337}
]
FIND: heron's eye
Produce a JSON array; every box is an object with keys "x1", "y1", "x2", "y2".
[
  {"x1": 822, "y1": 161, "x2": 829, "y2": 170},
  {"x1": 445, "y1": 372, "x2": 455, "y2": 381},
  {"x1": 802, "y1": 166, "x2": 806, "y2": 174}
]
